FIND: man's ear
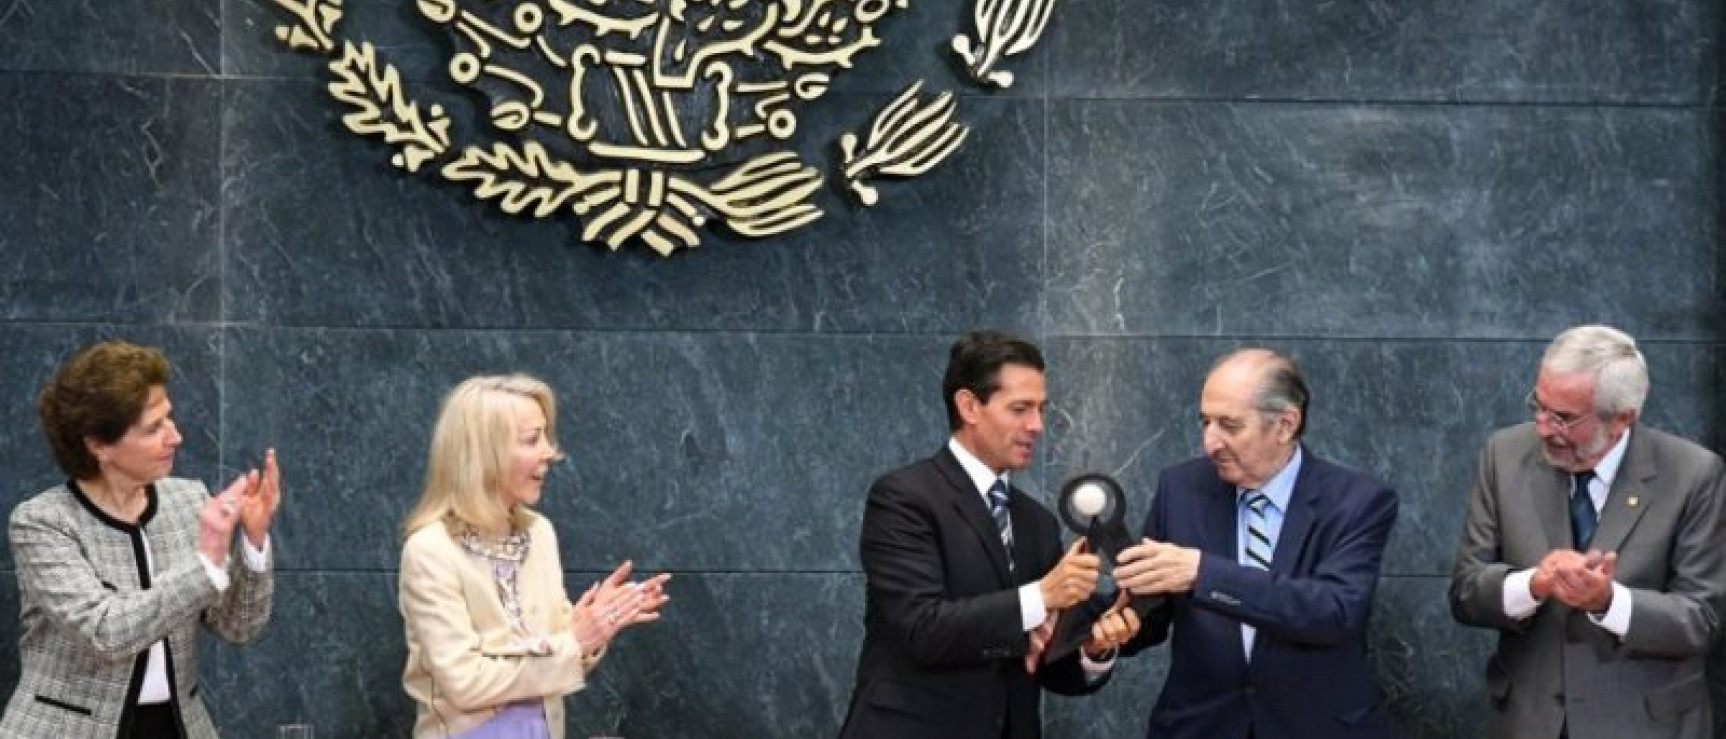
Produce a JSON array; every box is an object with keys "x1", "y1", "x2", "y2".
[
  {"x1": 954, "y1": 389, "x2": 981, "y2": 427},
  {"x1": 1277, "y1": 409, "x2": 1301, "y2": 443},
  {"x1": 1609, "y1": 408, "x2": 1639, "y2": 436}
]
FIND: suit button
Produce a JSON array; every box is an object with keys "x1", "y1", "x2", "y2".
[
  {"x1": 1243, "y1": 685, "x2": 1256, "y2": 696},
  {"x1": 1554, "y1": 693, "x2": 1564, "y2": 704}
]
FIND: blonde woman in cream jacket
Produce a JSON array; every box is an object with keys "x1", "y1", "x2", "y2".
[{"x1": 399, "y1": 375, "x2": 670, "y2": 739}]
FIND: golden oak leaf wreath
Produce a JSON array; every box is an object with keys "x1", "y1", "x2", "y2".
[{"x1": 267, "y1": 0, "x2": 1058, "y2": 256}]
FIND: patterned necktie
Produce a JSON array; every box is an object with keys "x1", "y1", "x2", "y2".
[
  {"x1": 987, "y1": 479, "x2": 1014, "y2": 569},
  {"x1": 1242, "y1": 490, "x2": 1274, "y2": 570},
  {"x1": 1570, "y1": 470, "x2": 1598, "y2": 550}
]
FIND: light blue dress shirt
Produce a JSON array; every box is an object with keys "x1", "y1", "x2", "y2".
[{"x1": 1237, "y1": 447, "x2": 1302, "y2": 659}]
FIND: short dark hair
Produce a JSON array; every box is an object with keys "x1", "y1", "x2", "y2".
[
  {"x1": 38, "y1": 341, "x2": 172, "y2": 479},
  {"x1": 943, "y1": 330, "x2": 1045, "y2": 431}
]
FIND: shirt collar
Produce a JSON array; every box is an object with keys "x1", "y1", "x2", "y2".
[
  {"x1": 949, "y1": 437, "x2": 1008, "y2": 499},
  {"x1": 1591, "y1": 427, "x2": 1631, "y2": 489},
  {"x1": 1239, "y1": 445, "x2": 1302, "y2": 512}
]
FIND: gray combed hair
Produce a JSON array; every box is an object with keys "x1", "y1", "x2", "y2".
[{"x1": 1542, "y1": 325, "x2": 1648, "y2": 416}]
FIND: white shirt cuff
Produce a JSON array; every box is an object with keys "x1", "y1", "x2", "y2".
[
  {"x1": 1587, "y1": 582, "x2": 1633, "y2": 636},
  {"x1": 199, "y1": 552, "x2": 231, "y2": 592},
  {"x1": 1019, "y1": 583, "x2": 1047, "y2": 631},
  {"x1": 240, "y1": 534, "x2": 271, "y2": 572},
  {"x1": 1502, "y1": 568, "x2": 1541, "y2": 619},
  {"x1": 1080, "y1": 647, "x2": 1116, "y2": 682}
]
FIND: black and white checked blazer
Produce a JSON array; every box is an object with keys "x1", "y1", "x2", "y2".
[{"x1": 1, "y1": 477, "x2": 273, "y2": 738}]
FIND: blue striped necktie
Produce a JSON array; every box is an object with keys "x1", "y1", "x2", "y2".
[
  {"x1": 1242, "y1": 490, "x2": 1273, "y2": 570},
  {"x1": 988, "y1": 479, "x2": 1014, "y2": 569}
]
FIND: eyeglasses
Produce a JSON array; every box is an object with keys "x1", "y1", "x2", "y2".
[{"x1": 1525, "y1": 390, "x2": 1594, "y2": 433}]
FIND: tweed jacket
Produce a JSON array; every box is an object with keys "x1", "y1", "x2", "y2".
[
  {"x1": 400, "y1": 513, "x2": 604, "y2": 739},
  {"x1": 1, "y1": 477, "x2": 274, "y2": 738}
]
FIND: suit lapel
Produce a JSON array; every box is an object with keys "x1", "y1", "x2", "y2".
[
  {"x1": 1196, "y1": 466, "x2": 1253, "y2": 673},
  {"x1": 1524, "y1": 443, "x2": 1573, "y2": 551},
  {"x1": 933, "y1": 449, "x2": 1014, "y2": 584},
  {"x1": 1590, "y1": 430, "x2": 1655, "y2": 553},
  {"x1": 1006, "y1": 493, "x2": 1044, "y2": 577},
  {"x1": 1200, "y1": 473, "x2": 1238, "y2": 560},
  {"x1": 1271, "y1": 454, "x2": 1319, "y2": 577}
]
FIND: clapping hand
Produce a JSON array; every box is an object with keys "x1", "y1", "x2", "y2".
[
  {"x1": 570, "y1": 561, "x2": 671, "y2": 652},
  {"x1": 197, "y1": 470, "x2": 257, "y2": 564},
  {"x1": 1549, "y1": 549, "x2": 1617, "y2": 613},
  {"x1": 239, "y1": 449, "x2": 282, "y2": 548}
]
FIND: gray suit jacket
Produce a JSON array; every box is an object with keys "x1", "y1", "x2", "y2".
[
  {"x1": 1450, "y1": 423, "x2": 1726, "y2": 739},
  {"x1": 1, "y1": 477, "x2": 273, "y2": 738}
]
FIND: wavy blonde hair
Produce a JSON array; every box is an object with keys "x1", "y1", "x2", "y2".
[{"x1": 401, "y1": 374, "x2": 564, "y2": 539}]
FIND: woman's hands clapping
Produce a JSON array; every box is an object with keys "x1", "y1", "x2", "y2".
[
  {"x1": 195, "y1": 449, "x2": 283, "y2": 565},
  {"x1": 239, "y1": 449, "x2": 282, "y2": 548},
  {"x1": 197, "y1": 471, "x2": 253, "y2": 564},
  {"x1": 570, "y1": 560, "x2": 671, "y2": 653}
]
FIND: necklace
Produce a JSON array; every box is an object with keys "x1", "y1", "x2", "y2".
[
  {"x1": 452, "y1": 521, "x2": 548, "y2": 654},
  {"x1": 453, "y1": 523, "x2": 530, "y2": 562}
]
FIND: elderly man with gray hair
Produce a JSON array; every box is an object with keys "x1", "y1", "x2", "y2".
[
  {"x1": 1111, "y1": 347, "x2": 1399, "y2": 738},
  {"x1": 1451, "y1": 325, "x2": 1726, "y2": 739}
]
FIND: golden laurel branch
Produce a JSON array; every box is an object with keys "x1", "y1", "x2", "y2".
[
  {"x1": 444, "y1": 143, "x2": 821, "y2": 256},
  {"x1": 442, "y1": 140, "x2": 601, "y2": 218},
  {"x1": 327, "y1": 41, "x2": 453, "y2": 173},
  {"x1": 951, "y1": 0, "x2": 1060, "y2": 88},
  {"x1": 270, "y1": 0, "x2": 343, "y2": 53},
  {"x1": 838, "y1": 81, "x2": 969, "y2": 206}
]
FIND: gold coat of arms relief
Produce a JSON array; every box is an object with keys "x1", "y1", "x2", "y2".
[{"x1": 267, "y1": 0, "x2": 1059, "y2": 256}]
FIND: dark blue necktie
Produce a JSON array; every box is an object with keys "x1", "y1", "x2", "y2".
[
  {"x1": 1570, "y1": 470, "x2": 1598, "y2": 550},
  {"x1": 987, "y1": 479, "x2": 1014, "y2": 569}
]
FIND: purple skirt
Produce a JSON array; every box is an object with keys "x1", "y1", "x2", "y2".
[{"x1": 453, "y1": 700, "x2": 550, "y2": 739}]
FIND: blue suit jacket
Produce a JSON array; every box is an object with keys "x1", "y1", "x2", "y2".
[{"x1": 1123, "y1": 449, "x2": 1398, "y2": 739}]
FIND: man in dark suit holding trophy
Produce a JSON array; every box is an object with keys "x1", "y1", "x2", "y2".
[{"x1": 838, "y1": 330, "x2": 1139, "y2": 739}]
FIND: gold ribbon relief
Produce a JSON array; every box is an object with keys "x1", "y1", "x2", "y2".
[{"x1": 265, "y1": 0, "x2": 1063, "y2": 256}]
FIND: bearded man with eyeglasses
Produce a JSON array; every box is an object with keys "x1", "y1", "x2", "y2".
[{"x1": 1450, "y1": 325, "x2": 1726, "y2": 739}]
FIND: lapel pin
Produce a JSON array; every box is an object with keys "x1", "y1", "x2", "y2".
[{"x1": 1627, "y1": 495, "x2": 1639, "y2": 508}]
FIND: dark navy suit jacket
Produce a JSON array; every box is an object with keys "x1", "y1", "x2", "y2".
[{"x1": 1123, "y1": 448, "x2": 1398, "y2": 739}]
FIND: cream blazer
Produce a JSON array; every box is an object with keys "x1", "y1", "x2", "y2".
[{"x1": 399, "y1": 514, "x2": 603, "y2": 738}]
